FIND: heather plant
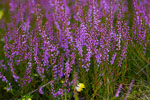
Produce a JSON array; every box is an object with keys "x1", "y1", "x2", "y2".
[{"x1": 0, "y1": 0, "x2": 150, "y2": 100}]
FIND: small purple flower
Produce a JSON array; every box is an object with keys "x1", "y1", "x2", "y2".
[
  {"x1": 39, "y1": 86, "x2": 44, "y2": 94},
  {"x1": 6, "y1": 83, "x2": 12, "y2": 91},
  {"x1": 54, "y1": 88, "x2": 63, "y2": 98}
]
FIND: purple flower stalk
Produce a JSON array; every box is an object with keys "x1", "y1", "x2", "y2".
[
  {"x1": 115, "y1": 84, "x2": 123, "y2": 97},
  {"x1": 124, "y1": 80, "x2": 134, "y2": 100},
  {"x1": 110, "y1": 53, "x2": 117, "y2": 65}
]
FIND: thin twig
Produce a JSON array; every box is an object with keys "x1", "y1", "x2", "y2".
[
  {"x1": 28, "y1": 81, "x2": 53, "y2": 95},
  {"x1": 136, "y1": 64, "x2": 150, "y2": 75}
]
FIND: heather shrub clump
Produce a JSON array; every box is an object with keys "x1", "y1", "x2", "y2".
[{"x1": 0, "y1": 0, "x2": 150, "y2": 99}]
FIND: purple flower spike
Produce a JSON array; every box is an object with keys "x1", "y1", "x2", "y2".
[{"x1": 115, "y1": 84, "x2": 123, "y2": 97}]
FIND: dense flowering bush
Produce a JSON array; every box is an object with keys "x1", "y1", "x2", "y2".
[{"x1": 0, "y1": 0, "x2": 150, "y2": 99}]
